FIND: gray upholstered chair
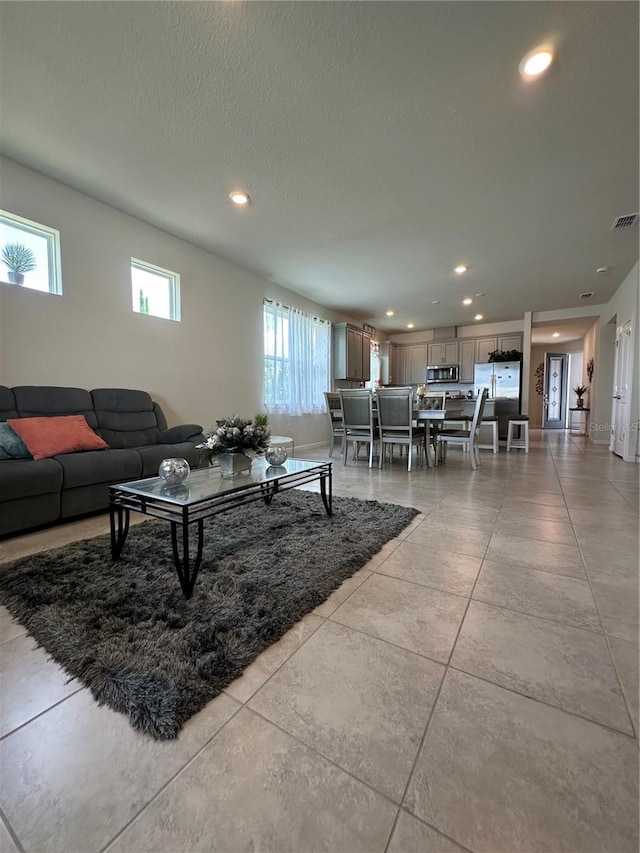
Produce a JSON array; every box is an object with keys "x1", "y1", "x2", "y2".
[
  {"x1": 436, "y1": 387, "x2": 489, "y2": 470},
  {"x1": 323, "y1": 391, "x2": 345, "y2": 458},
  {"x1": 338, "y1": 389, "x2": 377, "y2": 467},
  {"x1": 375, "y1": 387, "x2": 427, "y2": 472}
]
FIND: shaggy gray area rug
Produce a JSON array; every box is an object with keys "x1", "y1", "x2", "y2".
[{"x1": 0, "y1": 491, "x2": 418, "y2": 740}]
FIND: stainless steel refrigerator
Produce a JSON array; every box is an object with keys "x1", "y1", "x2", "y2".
[{"x1": 474, "y1": 361, "x2": 521, "y2": 438}]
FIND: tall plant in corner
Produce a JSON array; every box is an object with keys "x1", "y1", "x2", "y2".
[{"x1": 1, "y1": 242, "x2": 37, "y2": 285}]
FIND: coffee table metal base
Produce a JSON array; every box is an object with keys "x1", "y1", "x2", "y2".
[{"x1": 109, "y1": 461, "x2": 332, "y2": 599}]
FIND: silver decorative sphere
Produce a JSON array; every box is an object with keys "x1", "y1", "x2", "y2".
[
  {"x1": 265, "y1": 446, "x2": 288, "y2": 466},
  {"x1": 158, "y1": 457, "x2": 190, "y2": 484}
]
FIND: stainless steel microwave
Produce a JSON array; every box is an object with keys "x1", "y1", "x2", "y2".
[{"x1": 426, "y1": 364, "x2": 459, "y2": 383}]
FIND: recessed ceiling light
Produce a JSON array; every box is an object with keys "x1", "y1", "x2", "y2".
[
  {"x1": 385, "y1": 310, "x2": 395, "y2": 316},
  {"x1": 474, "y1": 314, "x2": 483, "y2": 321},
  {"x1": 454, "y1": 264, "x2": 469, "y2": 275},
  {"x1": 432, "y1": 300, "x2": 440, "y2": 305},
  {"x1": 463, "y1": 298, "x2": 473, "y2": 305},
  {"x1": 475, "y1": 292, "x2": 485, "y2": 298},
  {"x1": 229, "y1": 190, "x2": 251, "y2": 206},
  {"x1": 596, "y1": 267, "x2": 608, "y2": 274},
  {"x1": 406, "y1": 323, "x2": 415, "y2": 329},
  {"x1": 519, "y1": 46, "x2": 553, "y2": 78},
  {"x1": 552, "y1": 332, "x2": 560, "y2": 338}
]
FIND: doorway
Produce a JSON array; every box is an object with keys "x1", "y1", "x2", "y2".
[
  {"x1": 610, "y1": 319, "x2": 633, "y2": 458},
  {"x1": 543, "y1": 352, "x2": 569, "y2": 429}
]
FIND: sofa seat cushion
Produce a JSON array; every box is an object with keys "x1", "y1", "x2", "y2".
[
  {"x1": 0, "y1": 458, "x2": 63, "y2": 501},
  {"x1": 55, "y1": 448, "x2": 142, "y2": 489},
  {"x1": 135, "y1": 442, "x2": 199, "y2": 478},
  {"x1": 8, "y1": 415, "x2": 109, "y2": 460}
]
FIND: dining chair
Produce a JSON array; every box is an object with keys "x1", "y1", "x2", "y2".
[
  {"x1": 375, "y1": 387, "x2": 427, "y2": 472},
  {"x1": 323, "y1": 391, "x2": 345, "y2": 458},
  {"x1": 421, "y1": 391, "x2": 447, "y2": 462},
  {"x1": 436, "y1": 387, "x2": 489, "y2": 470},
  {"x1": 338, "y1": 389, "x2": 377, "y2": 467}
]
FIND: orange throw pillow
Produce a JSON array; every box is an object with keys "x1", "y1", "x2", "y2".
[{"x1": 8, "y1": 415, "x2": 109, "y2": 460}]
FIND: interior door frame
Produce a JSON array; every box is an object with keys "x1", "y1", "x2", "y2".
[{"x1": 543, "y1": 352, "x2": 569, "y2": 429}]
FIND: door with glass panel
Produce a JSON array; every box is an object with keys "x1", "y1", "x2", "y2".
[{"x1": 543, "y1": 352, "x2": 569, "y2": 429}]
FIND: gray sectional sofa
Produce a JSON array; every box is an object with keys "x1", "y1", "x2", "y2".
[{"x1": 0, "y1": 386, "x2": 204, "y2": 537}]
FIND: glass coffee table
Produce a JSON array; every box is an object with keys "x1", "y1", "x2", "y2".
[{"x1": 109, "y1": 458, "x2": 332, "y2": 599}]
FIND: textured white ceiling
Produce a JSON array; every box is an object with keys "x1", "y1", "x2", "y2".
[{"x1": 0, "y1": 1, "x2": 637, "y2": 334}]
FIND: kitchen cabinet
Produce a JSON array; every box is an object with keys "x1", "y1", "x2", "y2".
[
  {"x1": 427, "y1": 341, "x2": 459, "y2": 365},
  {"x1": 498, "y1": 334, "x2": 523, "y2": 354},
  {"x1": 332, "y1": 323, "x2": 372, "y2": 381},
  {"x1": 475, "y1": 337, "x2": 498, "y2": 363},
  {"x1": 475, "y1": 334, "x2": 523, "y2": 362},
  {"x1": 380, "y1": 342, "x2": 406, "y2": 385},
  {"x1": 405, "y1": 344, "x2": 428, "y2": 384},
  {"x1": 459, "y1": 339, "x2": 475, "y2": 382}
]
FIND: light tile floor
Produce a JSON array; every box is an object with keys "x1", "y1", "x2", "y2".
[{"x1": 0, "y1": 431, "x2": 638, "y2": 853}]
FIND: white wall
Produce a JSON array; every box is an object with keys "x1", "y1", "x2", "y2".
[
  {"x1": 596, "y1": 262, "x2": 639, "y2": 460},
  {"x1": 0, "y1": 158, "x2": 352, "y2": 449}
]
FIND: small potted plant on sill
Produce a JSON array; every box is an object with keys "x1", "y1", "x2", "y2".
[
  {"x1": 1, "y1": 242, "x2": 37, "y2": 285},
  {"x1": 573, "y1": 384, "x2": 588, "y2": 408}
]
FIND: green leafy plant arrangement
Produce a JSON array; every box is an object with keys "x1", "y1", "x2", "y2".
[
  {"x1": 197, "y1": 413, "x2": 271, "y2": 460},
  {"x1": 573, "y1": 384, "x2": 588, "y2": 399},
  {"x1": 1, "y1": 242, "x2": 37, "y2": 273},
  {"x1": 488, "y1": 349, "x2": 522, "y2": 362}
]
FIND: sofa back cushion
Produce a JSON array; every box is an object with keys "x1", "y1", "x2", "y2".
[
  {"x1": 13, "y1": 386, "x2": 99, "y2": 429},
  {"x1": 91, "y1": 388, "x2": 160, "y2": 449},
  {"x1": 0, "y1": 386, "x2": 18, "y2": 421}
]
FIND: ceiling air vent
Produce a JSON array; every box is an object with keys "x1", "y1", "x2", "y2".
[
  {"x1": 580, "y1": 291, "x2": 595, "y2": 300},
  {"x1": 611, "y1": 213, "x2": 639, "y2": 230}
]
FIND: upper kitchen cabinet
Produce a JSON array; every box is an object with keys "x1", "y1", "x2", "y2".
[
  {"x1": 406, "y1": 343, "x2": 429, "y2": 384},
  {"x1": 475, "y1": 333, "x2": 523, "y2": 362},
  {"x1": 380, "y1": 341, "x2": 406, "y2": 385},
  {"x1": 427, "y1": 341, "x2": 459, "y2": 365},
  {"x1": 332, "y1": 323, "x2": 372, "y2": 381},
  {"x1": 498, "y1": 334, "x2": 523, "y2": 354},
  {"x1": 459, "y1": 340, "x2": 475, "y2": 382},
  {"x1": 475, "y1": 337, "x2": 498, "y2": 362}
]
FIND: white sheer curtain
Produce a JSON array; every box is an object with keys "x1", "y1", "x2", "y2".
[{"x1": 264, "y1": 299, "x2": 331, "y2": 415}]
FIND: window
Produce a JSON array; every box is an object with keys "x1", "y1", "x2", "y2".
[
  {"x1": 131, "y1": 258, "x2": 180, "y2": 321},
  {"x1": 0, "y1": 210, "x2": 62, "y2": 294},
  {"x1": 264, "y1": 299, "x2": 331, "y2": 415}
]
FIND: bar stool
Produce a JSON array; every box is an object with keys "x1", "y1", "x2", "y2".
[
  {"x1": 506, "y1": 416, "x2": 529, "y2": 453},
  {"x1": 478, "y1": 416, "x2": 499, "y2": 453}
]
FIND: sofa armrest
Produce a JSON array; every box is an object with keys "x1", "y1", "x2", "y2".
[{"x1": 158, "y1": 424, "x2": 203, "y2": 444}]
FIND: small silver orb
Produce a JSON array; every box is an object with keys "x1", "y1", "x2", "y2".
[
  {"x1": 265, "y1": 446, "x2": 288, "y2": 466},
  {"x1": 158, "y1": 457, "x2": 190, "y2": 484}
]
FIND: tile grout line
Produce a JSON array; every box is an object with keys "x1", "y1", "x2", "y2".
[
  {"x1": 0, "y1": 805, "x2": 25, "y2": 853},
  {"x1": 382, "y1": 451, "x2": 518, "y2": 851},
  {"x1": 554, "y1": 455, "x2": 639, "y2": 740}
]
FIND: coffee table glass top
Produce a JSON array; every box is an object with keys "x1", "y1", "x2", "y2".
[{"x1": 112, "y1": 458, "x2": 328, "y2": 505}]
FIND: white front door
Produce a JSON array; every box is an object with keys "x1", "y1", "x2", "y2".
[{"x1": 610, "y1": 320, "x2": 632, "y2": 458}]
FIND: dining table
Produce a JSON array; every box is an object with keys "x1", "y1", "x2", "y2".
[{"x1": 331, "y1": 404, "x2": 455, "y2": 467}]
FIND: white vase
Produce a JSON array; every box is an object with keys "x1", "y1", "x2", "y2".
[{"x1": 217, "y1": 452, "x2": 252, "y2": 477}]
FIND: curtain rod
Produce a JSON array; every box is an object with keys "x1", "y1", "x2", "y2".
[{"x1": 263, "y1": 297, "x2": 330, "y2": 325}]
